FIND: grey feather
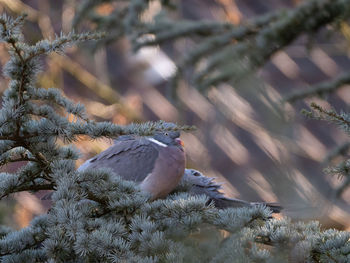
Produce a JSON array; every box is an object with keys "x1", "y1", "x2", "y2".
[
  {"x1": 79, "y1": 137, "x2": 160, "y2": 182},
  {"x1": 181, "y1": 169, "x2": 282, "y2": 213},
  {"x1": 77, "y1": 133, "x2": 185, "y2": 200}
]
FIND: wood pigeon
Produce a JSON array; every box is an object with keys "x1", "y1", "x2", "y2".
[
  {"x1": 77, "y1": 132, "x2": 282, "y2": 213},
  {"x1": 78, "y1": 131, "x2": 186, "y2": 200}
]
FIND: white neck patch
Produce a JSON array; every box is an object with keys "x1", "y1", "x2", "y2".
[{"x1": 147, "y1": 137, "x2": 167, "y2": 147}]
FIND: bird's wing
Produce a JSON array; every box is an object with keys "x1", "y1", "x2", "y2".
[
  {"x1": 78, "y1": 137, "x2": 160, "y2": 182},
  {"x1": 182, "y1": 169, "x2": 282, "y2": 213}
]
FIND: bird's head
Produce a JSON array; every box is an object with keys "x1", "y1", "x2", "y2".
[{"x1": 152, "y1": 131, "x2": 184, "y2": 147}]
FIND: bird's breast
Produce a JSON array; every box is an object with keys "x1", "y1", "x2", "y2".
[{"x1": 140, "y1": 145, "x2": 186, "y2": 199}]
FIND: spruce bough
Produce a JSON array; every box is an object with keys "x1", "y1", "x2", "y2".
[{"x1": 0, "y1": 14, "x2": 348, "y2": 262}]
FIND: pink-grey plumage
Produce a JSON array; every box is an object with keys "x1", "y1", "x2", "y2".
[{"x1": 78, "y1": 132, "x2": 185, "y2": 199}]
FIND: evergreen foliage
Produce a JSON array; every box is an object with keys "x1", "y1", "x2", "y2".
[
  {"x1": 0, "y1": 10, "x2": 348, "y2": 263},
  {"x1": 74, "y1": 0, "x2": 350, "y2": 93},
  {"x1": 75, "y1": 0, "x2": 350, "y2": 199},
  {"x1": 303, "y1": 103, "x2": 350, "y2": 198}
]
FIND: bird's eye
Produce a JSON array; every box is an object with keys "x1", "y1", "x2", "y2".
[
  {"x1": 165, "y1": 132, "x2": 168, "y2": 136},
  {"x1": 193, "y1": 171, "x2": 200, "y2": 176}
]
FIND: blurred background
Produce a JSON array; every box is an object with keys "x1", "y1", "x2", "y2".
[{"x1": 0, "y1": 0, "x2": 349, "y2": 230}]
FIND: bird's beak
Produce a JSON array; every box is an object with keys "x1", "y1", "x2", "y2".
[{"x1": 175, "y1": 138, "x2": 184, "y2": 147}]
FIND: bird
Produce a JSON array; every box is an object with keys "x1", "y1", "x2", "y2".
[
  {"x1": 182, "y1": 169, "x2": 282, "y2": 213},
  {"x1": 78, "y1": 131, "x2": 186, "y2": 200},
  {"x1": 77, "y1": 132, "x2": 282, "y2": 213}
]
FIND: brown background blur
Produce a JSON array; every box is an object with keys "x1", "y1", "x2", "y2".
[{"x1": 0, "y1": 0, "x2": 349, "y2": 230}]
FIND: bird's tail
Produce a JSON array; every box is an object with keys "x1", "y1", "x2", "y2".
[{"x1": 183, "y1": 169, "x2": 282, "y2": 213}]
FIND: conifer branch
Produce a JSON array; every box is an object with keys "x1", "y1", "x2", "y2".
[
  {"x1": 284, "y1": 73, "x2": 350, "y2": 102},
  {"x1": 302, "y1": 103, "x2": 350, "y2": 135},
  {"x1": 75, "y1": 0, "x2": 350, "y2": 93},
  {"x1": 0, "y1": 9, "x2": 348, "y2": 262}
]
